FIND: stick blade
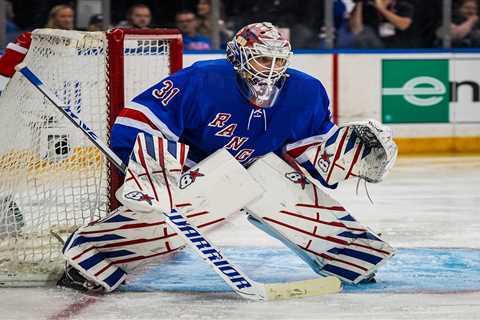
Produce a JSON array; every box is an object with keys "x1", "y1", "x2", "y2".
[{"x1": 263, "y1": 276, "x2": 342, "y2": 300}]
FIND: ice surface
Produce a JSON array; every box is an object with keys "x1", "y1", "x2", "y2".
[
  {"x1": 122, "y1": 247, "x2": 480, "y2": 294},
  {"x1": 1, "y1": 155, "x2": 479, "y2": 320}
]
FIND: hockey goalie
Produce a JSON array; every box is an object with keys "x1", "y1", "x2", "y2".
[{"x1": 57, "y1": 22, "x2": 397, "y2": 294}]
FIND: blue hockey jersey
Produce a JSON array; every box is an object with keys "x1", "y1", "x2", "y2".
[{"x1": 111, "y1": 59, "x2": 336, "y2": 168}]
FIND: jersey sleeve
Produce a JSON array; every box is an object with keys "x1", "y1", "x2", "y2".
[
  {"x1": 311, "y1": 84, "x2": 336, "y2": 137},
  {"x1": 111, "y1": 65, "x2": 199, "y2": 165},
  {"x1": 0, "y1": 31, "x2": 31, "y2": 92},
  {"x1": 282, "y1": 79, "x2": 339, "y2": 189},
  {"x1": 283, "y1": 79, "x2": 337, "y2": 158}
]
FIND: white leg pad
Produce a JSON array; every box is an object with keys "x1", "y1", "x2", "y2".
[
  {"x1": 246, "y1": 153, "x2": 395, "y2": 284},
  {"x1": 64, "y1": 146, "x2": 264, "y2": 291}
]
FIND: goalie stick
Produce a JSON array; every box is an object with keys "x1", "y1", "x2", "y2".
[{"x1": 16, "y1": 63, "x2": 341, "y2": 301}]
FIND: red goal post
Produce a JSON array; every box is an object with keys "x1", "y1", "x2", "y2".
[{"x1": 106, "y1": 28, "x2": 183, "y2": 210}]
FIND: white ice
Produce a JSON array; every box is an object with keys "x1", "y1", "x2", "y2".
[{"x1": 1, "y1": 155, "x2": 479, "y2": 320}]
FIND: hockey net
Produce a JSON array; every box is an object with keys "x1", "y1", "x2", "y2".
[{"x1": 0, "y1": 28, "x2": 182, "y2": 286}]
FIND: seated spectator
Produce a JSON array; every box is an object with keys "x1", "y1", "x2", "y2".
[
  {"x1": 0, "y1": 4, "x2": 74, "y2": 94},
  {"x1": 197, "y1": 0, "x2": 213, "y2": 36},
  {"x1": 414, "y1": 0, "x2": 443, "y2": 48},
  {"x1": 87, "y1": 14, "x2": 106, "y2": 31},
  {"x1": 225, "y1": 0, "x2": 321, "y2": 49},
  {"x1": 5, "y1": 0, "x2": 20, "y2": 43},
  {"x1": 450, "y1": 0, "x2": 480, "y2": 47},
  {"x1": 46, "y1": 4, "x2": 75, "y2": 30},
  {"x1": 117, "y1": 4, "x2": 152, "y2": 29},
  {"x1": 196, "y1": 0, "x2": 234, "y2": 47},
  {"x1": 334, "y1": 0, "x2": 355, "y2": 48},
  {"x1": 349, "y1": 0, "x2": 415, "y2": 48},
  {"x1": 176, "y1": 10, "x2": 212, "y2": 50}
]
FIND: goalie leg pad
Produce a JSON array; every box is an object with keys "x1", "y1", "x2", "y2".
[
  {"x1": 62, "y1": 206, "x2": 185, "y2": 292},
  {"x1": 246, "y1": 153, "x2": 395, "y2": 284},
  {"x1": 119, "y1": 133, "x2": 263, "y2": 219},
  {"x1": 62, "y1": 134, "x2": 264, "y2": 292}
]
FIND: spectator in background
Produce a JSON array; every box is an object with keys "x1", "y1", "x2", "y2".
[
  {"x1": 197, "y1": 0, "x2": 214, "y2": 36},
  {"x1": 412, "y1": 0, "x2": 443, "y2": 48},
  {"x1": 334, "y1": 0, "x2": 355, "y2": 48},
  {"x1": 224, "y1": 0, "x2": 325, "y2": 48},
  {"x1": 5, "y1": 0, "x2": 20, "y2": 43},
  {"x1": 176, "y1": 10, "x2": 212, "y2": 50},
  {"x1": 117, "y1": 4, "x2": 152, "y2": 29},
  {"x1": 349, "y1": 0, "x2": 415, "y2": 48},
  {"x1": 46, "y1": 4, "x2": 74, "y2": 30},
  {"x1": 450, "y1": 0, "x2": 480, "y2": 47},
  {"x1": 196, "y1": 0, "x2": 234, "y2": 47},
  {"x1": 0, "y1": 4, "x2": 75, "y2": 94},
  {"x1": 87, "y1": 14, "x2": 106, "y2": 32}
]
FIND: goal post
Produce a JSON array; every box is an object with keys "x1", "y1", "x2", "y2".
[
  {"x1": 106, "y1": 28, "x2": 183, "y2": 210},
  {"x1": 0, "y1": 28, "x2": 183, "y2": 286}
]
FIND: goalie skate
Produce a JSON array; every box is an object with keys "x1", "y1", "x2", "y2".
[{"x1": 56, "y1": 264, "x2": 104, "y2": 293}]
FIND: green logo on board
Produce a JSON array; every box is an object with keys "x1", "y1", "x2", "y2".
[{"x1": 382, "y1": 60, "x2": 450, "y2": 123}]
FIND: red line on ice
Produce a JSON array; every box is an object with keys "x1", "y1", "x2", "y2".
[{"x1": 47, "y1": 296, "x2": 98, "y2": 320}]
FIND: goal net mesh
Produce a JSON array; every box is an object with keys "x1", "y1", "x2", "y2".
[{"x1": 0, "y1": 29, "x2": 176, "y2": 284}]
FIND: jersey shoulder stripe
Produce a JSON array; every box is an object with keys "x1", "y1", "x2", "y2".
[{"x1": 114, "y1": 101, "x2": 179, "y2": 141}]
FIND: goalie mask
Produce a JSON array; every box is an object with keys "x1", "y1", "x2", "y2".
[{"x1": 227, "y1": 22, "x2": 292, "y2": 108}]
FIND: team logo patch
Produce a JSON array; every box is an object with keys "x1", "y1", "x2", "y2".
[
  {"x1": 285, "y1": 172, "x2": 309, "y2": 190},
  {"x1": 179, "y1": 169, "x2": 205, "y2": 189},
  {"x1": 124, "y1": 191, "x2": 154, "y2": 205},
  {"x1": 317, "y1": 150, "x2": 333, "y2": 173}
]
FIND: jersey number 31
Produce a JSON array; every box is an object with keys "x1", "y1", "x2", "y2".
[{"x1": 152, "y1": 80, "x2": 180, "y2": 106}]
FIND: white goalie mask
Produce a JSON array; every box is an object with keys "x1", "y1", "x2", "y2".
[{"x1": 227, "y1": 22, "x2": 292, "y2": 108}]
